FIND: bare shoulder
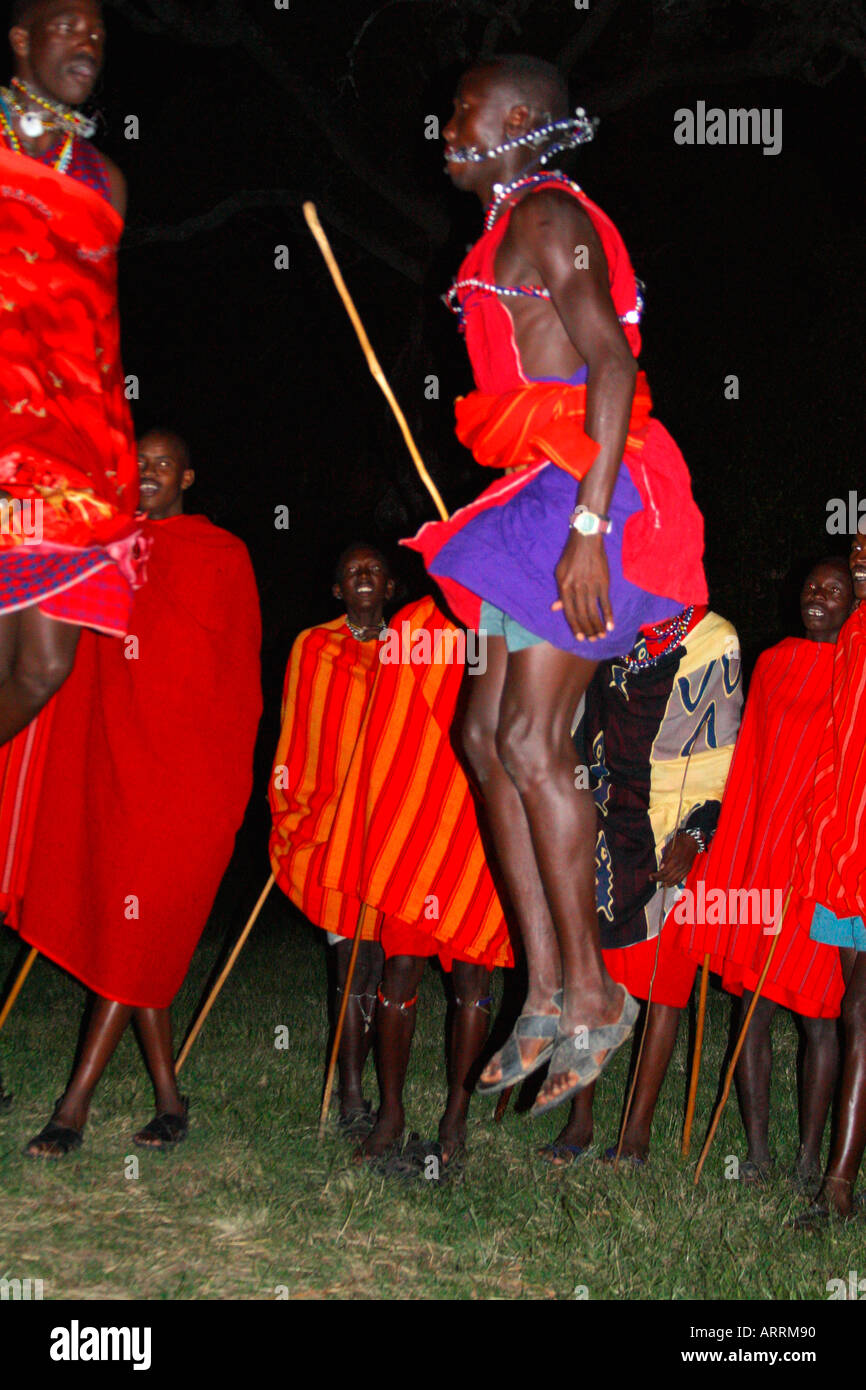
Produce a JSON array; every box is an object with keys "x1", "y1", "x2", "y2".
[
  {"x1": 100, "y1": 153, "x2": 127, "y2": 220},
  {"x1": 511, "y1": 187, "x2": 593, "y2": 234}
]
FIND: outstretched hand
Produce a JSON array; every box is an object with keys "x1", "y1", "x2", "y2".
[
  {"x1": 551, "y1": 531, "x2": 614, "y2": 642},
  {"x1": 650, "y1": 831, "x2": 700, "y2": 888}
]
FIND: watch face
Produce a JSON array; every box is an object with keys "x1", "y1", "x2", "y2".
[{"x1": 576, "y1": 513, "x2": 596, "y2": 534}]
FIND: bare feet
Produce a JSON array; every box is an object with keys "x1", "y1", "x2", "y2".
[
  {"x1": 437, "y1": 1113, "x2": 467, "y2": 1165},
  {"x1": 353, "y1": 1106, "x2": 404, "y2": 1163}
]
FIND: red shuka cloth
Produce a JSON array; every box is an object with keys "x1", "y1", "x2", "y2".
[
  {"x1": 8, "y1": 514, "x2": 262, "y2": 1008},
  {"x1": 672, "y1": 637, "x2": 844, "y2": 1018},
  {"x1": 0, "y1": 143, "x2": 138, "y2": 545},
  {"x1": 793, "y1": 605, "x2": 866, "y2": 920}
]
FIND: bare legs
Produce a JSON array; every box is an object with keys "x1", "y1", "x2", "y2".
[
  {"x1": 355, "y1": 957, "x2": 491, "y2": 1162},
  {"x1": 734, "y1": 992, "x2": 838, "y2": 1181},
  {"x1": 547, "y1": 1002, "x2": 682, "y2": 1163},
  {"x1": 439, "y1": 962, "x2": 490, "y2": 1159},
  {"x1": 0, "y1": 607, "x2": 80, "y2": 747},
  {"x1": 814, "y1": 948, "x2": 866, "y2": 1217},
  {"x1": 463, "y1": 638, "x2": 621, "y2": 1106},
  {"x1": 25, "y1": 997, "x2": 184, "y2": 1157},
  {"x1": 333, "y1": 938, "x2": 383, "y2": 1118}
]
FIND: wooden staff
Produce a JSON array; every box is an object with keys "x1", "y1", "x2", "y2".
[
  {"x1": 0, "y1": 946, "x2": 38, "y2": 1032},
  {"x1": 493, "y1": 1086, "x2": 514, "y2": 1122},
  {"x1": 302, "y1": 201, "x2": 449, "y2": 524},
  {"x1": 611, "y1": 927, "x2": 664, "y2": 1172},
  {"x1": 317, "y1": 904, "x2": 369, "y2": 1139},
  {"x1": 175, "y1": 874, "x2": 275, "y2": 1073},
  {"x1": 692, "y1": 888, "x2": 791, "y2": 1185},
  {"x1": 681, "y1": 954, "x2": 710, "y2": 1157}
]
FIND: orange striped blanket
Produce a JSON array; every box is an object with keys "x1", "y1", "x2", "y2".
[{"x1": 269, "y1": 600, "x2": 512, "y2": 968}]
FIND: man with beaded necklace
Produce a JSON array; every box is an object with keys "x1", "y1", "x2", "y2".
[
  {"x1": 0, "y1": 0, "x2": 140, "y2": 750},
  {"x1": 406, "y1": 55, "x2": 709, "y2": 1117}
]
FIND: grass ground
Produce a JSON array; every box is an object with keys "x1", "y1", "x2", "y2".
[{"x1": 0, "y1": 891, "x2": 859, "y2": 1302}]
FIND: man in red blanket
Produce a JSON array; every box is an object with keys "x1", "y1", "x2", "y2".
[
  {"x1": 0, "y1": 1, "x2": 144, "y2": 745},
  {"x1": 405, "y1": 55, "x2": 707, "y2": 1116},
  {"x1": 791, "y1": 534, "x2": 866, "y2": 1223},
  {"x1": 19, "y1": 429, "x2": 261, "y2": 1156},
  {"x1": 676, "y1": 559, "x2": 851, "y2": 1189}
]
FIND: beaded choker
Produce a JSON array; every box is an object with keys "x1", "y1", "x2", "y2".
[
  {"x1": 345, "y1": 617, "x2": 387, "y2": 642},
  {"x1": 4, "y1": 77, "x2": 96, "y2": 140},
  {"x1": 445, "y1": 108, "x2": 598, "y2": 168},
  {"x1": 0, "y1": 93, "x2": 74, "y2": 171}
]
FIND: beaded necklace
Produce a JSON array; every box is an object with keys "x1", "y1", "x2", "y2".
[
  {"x1": 444, "y1": 170, "x2": 645, "y2": 330},
  {"x1": 620, "y1": 607, "x2": 695, "y2": 673},
  {"x1": 0, "y1": 94, "x2": 73, "y2": 172},
  {"x1": 345, "y1": 617, "x2": 387, "y2": 642},
  {"x1": 445, "y1": 108, "x2": 597, "y2": 168},
  {"x1": 6, "y1": 77, "x2": 96, "y2": 139}
]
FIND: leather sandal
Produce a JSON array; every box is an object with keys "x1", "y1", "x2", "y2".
[
  {"x1": 477, "y1": 990, "x2": 563, "y2": 1095},
  {"x1": 132, "y1": 1097, "x2": 189, "y2": 1149}
]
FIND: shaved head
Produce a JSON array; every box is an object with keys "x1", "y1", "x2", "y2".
[
  {"x1": 139, "y1": 427, "x2": 191, "y2": 472},
  {"x1": 471, "y1": 54, "x2": 570, "y2": 125},
  {"x1": 333, "y1": 542, "x2": 389, "y2": 586}
]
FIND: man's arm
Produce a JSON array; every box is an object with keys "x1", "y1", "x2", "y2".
[{"x1": 513, "y1": 192, "x2": 638, "y2": 641}]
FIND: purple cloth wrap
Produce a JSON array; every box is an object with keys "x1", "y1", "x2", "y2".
[{"x1": 429, "y1": 460, "x2": 681, "y2": 659}]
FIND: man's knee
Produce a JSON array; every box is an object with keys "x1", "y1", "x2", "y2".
[
  {"x1": 13, "y1": 645, "x2": 76, "y2": 710},
  {"x1": 495, "y1": 709, "x2": 556, "y2": 789},
  {"x1": 462, "y1": 712, "x2": 498, "y2": 784},
  {"x1": 381, "y1": 954, "x2": 423, "y2": 1006},
  {"x1": 841, "y1": 985, "x2": 866, "y2": 1036},
  {"x1": 451, "y1": 961, "x2": 490, "y2": 1004}
]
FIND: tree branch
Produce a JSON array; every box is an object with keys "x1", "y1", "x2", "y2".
[{"x1": 123, "y1": 187, "x2": 425, "y2": 283}]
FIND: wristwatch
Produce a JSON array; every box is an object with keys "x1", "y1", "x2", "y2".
[{"x1": 569, "y1": 504, "x2": 612, "y2": 536}]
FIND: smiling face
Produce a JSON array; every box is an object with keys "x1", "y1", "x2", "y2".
[
  {"x1": 800, "y1": 559, "x2": 853, "y2": 642},
  {"x1": 332, "y1": 546, "x2": 394, "y2": 628},
  {"x1": 137, "y1": 431, "x2": 194, "y2": 520},
  {"x1": 10, "y1": 1, "x2": 106, "y2": 108},
  {"x1": 851, "y1": 525, "x2": 866, "y2": 604}
]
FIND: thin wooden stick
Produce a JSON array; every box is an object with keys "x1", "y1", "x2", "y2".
[
  {"x1": 0, "y1": 946, "x2": 38, "y2": 1031},
  {"x1": 692, "y1": 888, "x2": 791, "y2": 1185},
  {"x1": 612, "y1": 926, "x2": 664, "y2": 1171},
  {"x1": 493, "y1": 1085, "x2": 514, "y2": 1123},
  {"x1": 614, "y1": 756, "x2": 693, "y2": 1170},
  {"x1": 302, "y1": 201, "x2": 449, "y2": 524},
  {"x1": 681, "y1": 954, "x2": 710, "y2": 1157},
  {"x1": 175, "y1": 874, "x2": 275, "y2": 1073},
  {"x1": 318, "y1": 904, "x2": 366, "y2": 1139}
]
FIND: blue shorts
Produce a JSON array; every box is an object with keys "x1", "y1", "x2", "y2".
[
  {"x1": 810, "y1": 902, "x2": 866, "y2": 952},
  {"x1": 479, "y1": 599, "x2": 545, "y2": 652}
]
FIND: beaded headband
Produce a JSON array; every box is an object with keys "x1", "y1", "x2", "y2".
[{"x1": 445, "y1": 108, "x2": 598, "y2": 166}]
